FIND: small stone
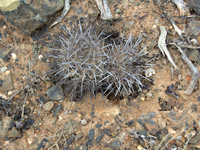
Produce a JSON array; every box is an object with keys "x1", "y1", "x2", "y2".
[
  {"x1": 103, "y1": 129, "x2": 112, "y2": 137},
  {"x1": 197, "y1": 96, "x2": 200, "y2": 101},
  {"x1": 95, "y1": 134, "x2": 104, "y2": 143},
  {"x1": 76, "y1": 7, "x2": 83, "y2": 15},
  {"x1": 137, "y1": 93, "x2": 146, "y2": 102},
  {"x1": 187, "y1": 49, "x2": 199, "y2": 61},
  {"x1": 53, "y1": 104, "x2": 62, "y2": 117},
  {"x1": 8, "y1": 127, "x2": 21, "y2": 138},
  {"x1": 0, "y1": 116, "x2": 11, "y2": 139},
  {"x1": 146, "y1": 92, "x2": 152, "y2": 98},
  {"x1": 88, "y1": 129, "x2": 94, "y2": 141},
  {"x1": 125, "y1": 120, "x2": 134, "y2": 126},
  {"x1": 63, "y1": 119, "x2": 79, "y2": 135},
  {"x1": 43, "y1": 101, "x2": 54, "y2": 111},
  {"x1": 46, "y1": 85, "x2": 64, "y2": 100},
  {"x1": 75, "y1": 132, "x2": 83, "y2": 141},
  {"x1": 0, "y1": 31, "x2": 2, "y2": 41},
  {"x1": 110, "y1": 140, "x2": 121, "y2": 149},
  {"x1": 95, "y1": 124, "x2": 102, "y2": 128},
  {"x1": 2, "y1": 73, "x2": 14, "y2": 91},
  {"x1": 67, "y1": 138, "x2": 73, "y2": 145},
  {"x1": 0, "y1": 79, "x2": 2, "y2": 87}
]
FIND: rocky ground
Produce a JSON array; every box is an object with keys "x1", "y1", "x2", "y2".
[{"x1": 0, "y1": 0, "x2": 200, "y2": 150}]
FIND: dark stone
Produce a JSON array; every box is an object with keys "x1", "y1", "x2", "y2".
[
  {"x1": 0, "y1": 31, "x2": 2, "y2": 41},
  {"x1": 90, "y1": 112, "x2": 95, "y2": 118},
  {"x1": 187, "y1": 19, "x2": 200, "y2": 36},
  {"x1": 104, "y1": 120, "x2": 109, "y2": 125},
  {"x1": 191, "y1": 104, "x2": 198, "y2": 112},
  {"x1": 0, "y1": 0, "x2": 64, "y2": 35},
  {"x1": 95, "y1": 134, "x2": 104, "y2": 143},
  {"x1": 137, "y1": 112, "x2": 156, "y2": 126},
  {"x1": 103, "y1": 129, "x2": 112, "y2": 137},
  {"x1": 31, "y1": 25, "x2": 50, "y2": 41},
  {"x1": 0, "y1": 20, "x2": 5, "y2": 26},
  {"x1": 188, "y1": 0, "x2": 200, "y2": 15},
  {"x1": 53, "y1": 104, "x2": 62, "y2": 117},
  {"x1": 197, "y1": 96, "x2": 200, "y2": 101},
  {"x1": 43, "y1": 138, "x2": 48, "y2": 142},
  {"x1": 95, "y1": 124, "x2": 102, "y2": 128},
  {"x1": 63, "y1": 119, "x2": 79, "y2": 135},
  {"x1": 88, "y1": 129, "x2": 94, "y2": 141},
  {"x1": 36, "y1": 141, "x2": 43, "y2": 150},
  {"x1": 0, "y1": 79, "x2": 2, "y2": 87},
  {"x1": 125, "y1": 120, "x2": 134, "y2": 126},
  {"x1": 138, "y1": 130, "x2": 148, "y2": 137},
  {"x1": 46, "y1": 85, "x2": 64, "y2": 100},
  {"x1": 76, "y1": 7, "x2": 83, "y2": 15},
  {"x1": 3, "y1": 55, "x2": 10, "y2": 62},
  {"x1": 110, "y1": 140, "x2": 121, "y2": 149},
  {"x1": 67, "y1": 138, "x2": 73, "y2": 145}
]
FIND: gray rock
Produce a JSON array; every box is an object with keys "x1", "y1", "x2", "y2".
[
  {"x1": 0, "y1": 116, "x2": 11, "y2": 139},
  {"x1": 0, "y1": 0, "x2": 64, "y2": 35},
  {"x1": 75, "y1": 132, "x2": 83, "y2": 141},
  {"x1": 95, "y1": 134, "x2": 104, "y2": 143},
  {"x1": 186, "y1": 49, "x2": 199, "y2": 61},
  {"x1": 8, "y1": 127, "x2": 21, "y2": 138},
  {"x1": 63, "y1": 119, "x2": 79, "y2": 135},
  {"x1": 2, "y1": 73, "x2": 14, "y2": 91},
  {"x1": 46, "y1": 85, "x2": 64, "y2": 100},
  {"x1": 88, "y1": 129, "x2": 94, "y2": 141},
  {"x1": 53, "y1": 104, "x2": 62, "y2": 117},
  {"x1": 137, "y1": 112, "x2": 156, "y2": 126},
  {"x1": 188, "y1": 0, "x2": 200, "y2": 15},
  {"x1": 0, "y1": 31, "x2": 2, "y2": 41},
  {"x1": 103, "y1": 128, "x2": 112, "y2": 137},
  {"x1": 76, "y1": 7, "x2": 83, "y2": 15},
  {"x1": 110, "y1": 140, "x2": 121, "y2": 149},
  {"x1": 187, "y1": 19, "x2": 200, "y2": 36},
  {"x1": 43, "y1": 101, "x2": 54, "y2": 111}
]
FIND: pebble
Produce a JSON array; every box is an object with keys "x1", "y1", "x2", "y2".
[
  {"x1": 0, "y1": 79, "x2": 2, "y2": 87},
  {"x1": 2, "y1": 73, "x2": 14, "y2": 92},
  {"x1": 95, "y1": 124, "x2": 102, "y2": 128},
  {"x1": 75, "y1": 132, "x2": 83, "y2": 141},
  {"x1": 0, "y1": 31, "x2": 2, "y2": 41},
  {"x1": 137, "y1": 112, "x2": 156, "y2": 126},
  {"x1": 103, "y1": 129, "x2": 113, "y2": 137},
  {"x1": 63, "y1": 119, "x2": 79, "y2": 135},
  {"x1": 53, "y1": 104, "x2": 62, "y2": 117},
  {"x1": 110, "y1": 140, "x2": 121, "y2": 149},
  {"x1": 8, "y1": 127, "x2": 21, "y2": 138},
  {"x1": 88, "y1": 129, "x2": 94, "y2": 141},
  {"x1": 0, "y1": 116, "x2": 11, "y2": 139},
  {"x1": 95, "y1": 134, "x2": 104, "y2": 143},
  {"x1": 76, "y1": 7, "x2": 83, "y2": 15},
  {"x1": 125, "y1": 120, "x2": 134, "y2": 126},
  {"x1": 46, "y1": 85, "x2": 64, "y2": 100},
  {"x1": 43, "y1": 101, "x2": 54, "y2": 111},
  {"x1": 197, "y1": 96, "x2": 200, "y2": 101}
]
